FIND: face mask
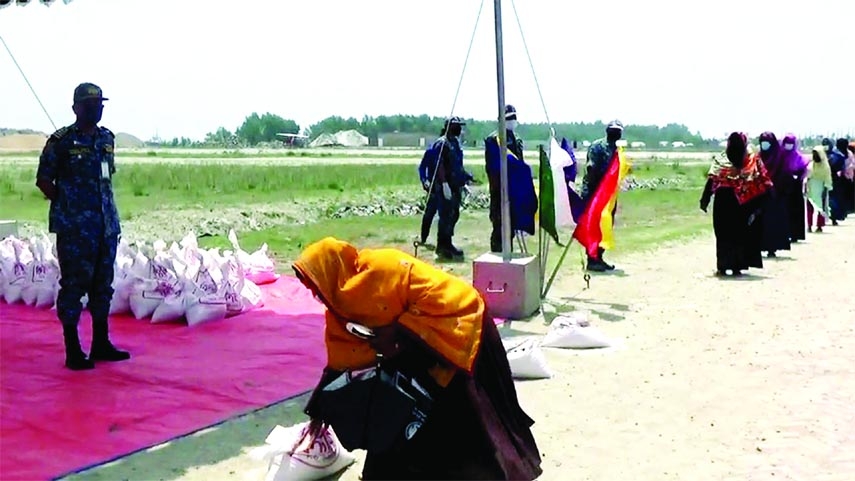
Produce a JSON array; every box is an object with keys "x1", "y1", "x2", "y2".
[
  {"x1": 783, "y1": 144, "x2": 795, "y2": 151},
  {"x1": 79, "y1": 104, "x2": 104, "y2": 125},
  {"x1": 506, "y1": 120, "x2": 518, "y2": 131},
  {"x1": 760, "y1": 141, "x2": 772, "y2": 151}
]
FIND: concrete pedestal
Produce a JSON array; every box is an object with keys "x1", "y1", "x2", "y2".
[{"x1": 472, "y1": 252, "x2": 540, "y2": 320}]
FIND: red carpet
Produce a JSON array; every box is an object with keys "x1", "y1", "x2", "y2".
[{"x1": 0, "y1": 276, "x2": 327, "y2": 481}]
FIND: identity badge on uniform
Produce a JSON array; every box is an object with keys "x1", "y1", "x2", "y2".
[{"x1": 101, "y1": 160, "x2": 110, "y2": 179}]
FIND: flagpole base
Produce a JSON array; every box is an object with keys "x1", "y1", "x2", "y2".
[{"x1": 472, "y1": 252, "x2": 541, "y2": 320}]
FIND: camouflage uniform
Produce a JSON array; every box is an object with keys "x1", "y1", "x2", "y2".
[
  {"x1": 37, "y1": 123, "x2": 121, "y2": 327},
  {"x1": 581, "y1": 137, "x2": 616, "y2": 203},
  {"x1": 581, "y1": 119, "x2": 622, "y2": 271}
]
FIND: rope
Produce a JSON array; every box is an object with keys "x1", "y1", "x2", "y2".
[
  {"x1": 420, "y1": 0, "x2": 486, "y2": 229},
  {"x1": 508, "y1": 0, "x2": 553, "y2": 138},
  {"x1": 0, "y1": 34, "x2": 57, "y2": 131}
]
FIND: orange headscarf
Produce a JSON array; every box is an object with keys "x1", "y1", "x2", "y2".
[{"x1": 293, "y1": 237, "x2": 485, "y2": 387}]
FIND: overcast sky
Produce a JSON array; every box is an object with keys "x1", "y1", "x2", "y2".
[{"x1": 1, "y1": 0, "x2": 853, "y2": 141}]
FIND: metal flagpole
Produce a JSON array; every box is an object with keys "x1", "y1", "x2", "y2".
[{"x1": 493, "y1": 0, "x2": 511, "y2": 262}]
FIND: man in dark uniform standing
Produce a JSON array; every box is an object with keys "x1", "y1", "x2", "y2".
[
  {"x1": 484, "y1": 104, "x2": 525, "y2": 252},
  {"x1": 431, "y1": 116, "x2": 471, "y2": 260},
  {"x1": 417, "y1": 142, "x2": 441, "y2": 246},
  {"x1": 36, "y1": 82, "x2": 131, "y2": 370},
  {"x1": 581, "y1": 119, "x2": 623, "y2": 272}
]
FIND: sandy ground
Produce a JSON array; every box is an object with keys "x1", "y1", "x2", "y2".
[{"x1": 63, "y1": 222, "x2": 854, "y2": 481}]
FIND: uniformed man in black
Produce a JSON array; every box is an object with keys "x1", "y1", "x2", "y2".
[
  {"x1": 36, "y1": 82, "x2": 130, "y2": 370},
  {"x1": 484, "y1": 105, "x2": 525, "y2": 252},
  {"x1": 431, "y1": 117, "x2": 471, "y2": 260}
]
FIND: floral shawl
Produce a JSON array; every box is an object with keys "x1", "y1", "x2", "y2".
[{"x1": 708, "y1": 151, "x2": 773, "y2": 204}]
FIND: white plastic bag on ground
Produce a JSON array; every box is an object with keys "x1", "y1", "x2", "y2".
[
  {"x1": 250, "y1": 423, "x2": 355, "y2": 481},
  {"x1": 129, "y1": 278, "x2": 163, "y2": 320},
  {"x1": 220, "y1": 252, "x2": 246, "y2": 317},
  {"x1": 228, "y1": 229, "x2": 279, "y2": 285},
  {"x1": 1, "y1": 237, "x2": 33, "y2": 304},
  {"x1": 542, "y1": 314, "x2": 614, "y2": 349},
  {"x1": 151, "y1": 279, "x2": 187, "y2": 323},
  {"x1": 22, "y1": 236, "x2": 60, "y2": 308},
  {"x1": 184, "y1": 255, "x2": 228, "y2": 326},
  {"x1": 241, "y1": 280, "x2": 264, "y2": 311},
  {"x1": 504, "y1": 337, "x2": 553, "y2": 380}
]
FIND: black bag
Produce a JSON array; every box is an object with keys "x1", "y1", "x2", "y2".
[{"x1": 311, "y1": 363, "x2": 435, "y2": 453}]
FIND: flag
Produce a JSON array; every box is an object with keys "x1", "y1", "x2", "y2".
[
  {"x1": 485, "y1": 138, "x2": 538, "y2": 235},
  {"x1": 559, "y1": 138, "x2": 586, "y2": 222},
  {"x1": 539, "y1": 138, "x2": 575, "y2": 244},
  {"x1": 572, "y1": 147, "x2": 631, "y2": 257}
]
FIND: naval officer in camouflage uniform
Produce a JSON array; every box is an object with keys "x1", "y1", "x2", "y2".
[
  {"x1": 36, "y1": 82, "x2": 130, "y2": 370},
  {"x1": 581, "y1": 119, "x2": 624, "y2": 272}
]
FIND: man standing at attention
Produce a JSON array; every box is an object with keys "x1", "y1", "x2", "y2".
[
  {"x1": 581, "y1": 119, "x2": 624, "y2": 272},
  {"x1": 36, "y1": 82, "x2": 130, "y2": 370},
  {"x1": 484, "y1": 104, "x2": 526, "y2": 253},
  {"x1": 431, "y1": 116, "x2": 472, "y2": 260}
]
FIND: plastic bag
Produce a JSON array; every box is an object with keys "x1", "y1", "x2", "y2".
[
  {"x1": 1, "y1": 237, "x2": 32, "y2": 304},
  {"x1": 228, "y1": 229, "x2": 279, "y2": 285},
  {"x1": 151, "y1": 279, "x2": 187, "y2": 323},
  {"x1": 542, "y1": 314, "x2": 613, "y2": 349},
  {"x1": 504, "y1": 337, "x2": 553, "y2": 380},
  {"x1": 22, "y1": 236, "x2": 59, "y2": 308},
  {"x1": 250, "y1": 423, "x2": 356, "y2": 481}
]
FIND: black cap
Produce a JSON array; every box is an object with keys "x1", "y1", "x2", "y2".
[
  {"x1": 73, "y1": 82, "x2": 108, "y2": 104},
  {"x1": 505, "y1": 104, "x2": 517, "y2": 120}
]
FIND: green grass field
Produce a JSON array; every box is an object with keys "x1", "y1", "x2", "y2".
[{"x1": 0, "y1": 151, "x2": 712, "y2": 283}]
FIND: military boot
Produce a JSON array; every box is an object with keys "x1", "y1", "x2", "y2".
[
  {"x1": 435, "y1": 238, "x2": 462, "y2": 261},
  {"x1": 89, "y1": 320, "x2": 131, "y2": 362},
  {"x1": 598, "y1": 247, "x2": 615, "y2": 270},
  {"x1": 586, "y1": 256, "x2": 608, "y2": 272},
  {"x1": 63, "y1": 324, "x2": 94, "y2": 370}
]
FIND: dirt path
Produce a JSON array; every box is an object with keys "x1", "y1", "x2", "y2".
[{"x1": 64, "y1": 222, "x2": 854, "y2": 481}]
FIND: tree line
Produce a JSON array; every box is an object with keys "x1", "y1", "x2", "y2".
[{"x1": 174, "y1": 112, "x2": 713, "y2": 148}]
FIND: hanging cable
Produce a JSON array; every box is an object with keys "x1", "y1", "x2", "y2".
[
  {"x1": 419, "y1": 0, "x2": 486, "y2": 245},
  {"x1": 0, "y1": 34, "x2": 57, "y2": 131},
  {"x1": 508, "y1": 0, "x2": 553, "y2": 138},
  {"x1": 445, "y1": 0, "x2": 486, "y2": 119}
]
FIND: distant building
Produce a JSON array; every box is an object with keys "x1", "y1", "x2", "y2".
[{"x1": 309, "y1": 129, "x2": 369, "y2": 148}]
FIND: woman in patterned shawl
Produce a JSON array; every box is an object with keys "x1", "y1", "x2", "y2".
[{"x1": 699, "y1": 132, "x2": 773, "y2": 276}]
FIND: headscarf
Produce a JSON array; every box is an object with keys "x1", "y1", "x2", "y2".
[
  {"x1": 758, "y1": 131, "x2": 783, "y2": 182},
  {"x1": 293, "y1": 237, "x2": 484, "y2": 386},
  {"x1": 708, "y1": 132, "x2": 773, "y2": 204},
  {"x1": 779, "y1": 133, "x2": 809, "y2": 179},
  {"x1": 807, "y1": 146, "x2": 833, "y2": 186}
]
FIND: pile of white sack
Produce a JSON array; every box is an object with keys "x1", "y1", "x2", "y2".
[
  {"x1": 0, "y1": 229, "x2": 280, "y2": 327},
  {"x1": 504, "y1": 312, "x2": 620, "y2": 380}
]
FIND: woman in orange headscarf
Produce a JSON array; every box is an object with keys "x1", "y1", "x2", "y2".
[
  {"x1": 292, "y1": 237, "x2": 542, "y2": 480},
  {"x1": 699, "y1": 132, "x2": 773, "y2": 276}
]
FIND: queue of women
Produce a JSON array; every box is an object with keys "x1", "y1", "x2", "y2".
[
  {"x1": 278, "y1": 132, "x2": 853, "y2": 480},
  {"x1": 700, "y1": 133, "x2": 855, "y2": 276}
]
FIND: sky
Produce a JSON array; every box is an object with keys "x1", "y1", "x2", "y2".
[{"x1": 1, "y1": 0, "x2": 854, "y2": 142}]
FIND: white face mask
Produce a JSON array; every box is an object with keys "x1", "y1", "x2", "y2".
[
  {"x1": 783, "y1": 143, "x2": 795, "y2": 151},
  {"x1": 760, "y1": 141, "x2": 772, "y2": 151},
  {"x1": 506, "y1": 119, "x2": 518, "y2": 131}
]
